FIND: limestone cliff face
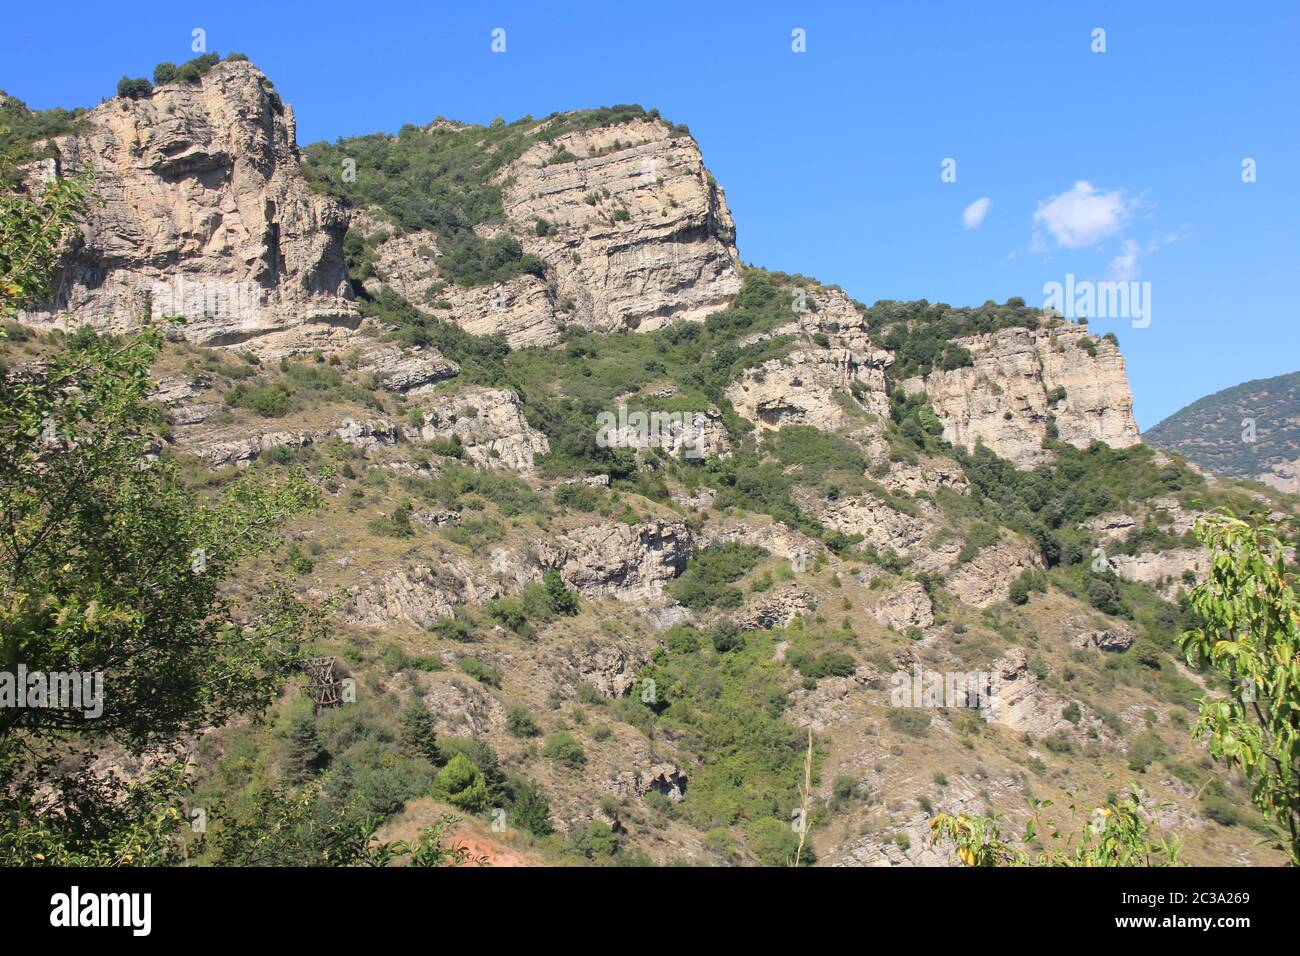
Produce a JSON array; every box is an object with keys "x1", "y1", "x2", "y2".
[
  {"x1": 727, "y1": 347, "x2": 892, "y2": 433},
  {"x1": 500, "y1": 119, "x2": 742, "y2": 332},
  {"x1": 534, "y1": 517, "x2": 694, "y2": 601},
  {"x1": 357, "y1": 118, "x2": 741, "y2": 344},
  {"x1": 904, "y1": 324, "x2": 1140, "y2": 468},
  {"x1": 20, "y1": 61, "x2": 357, "y2": 353}
]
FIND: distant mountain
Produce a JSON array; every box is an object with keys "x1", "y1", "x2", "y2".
[{"x1": 1145, "y1": 371, "x2": 1300, "y2": 492}]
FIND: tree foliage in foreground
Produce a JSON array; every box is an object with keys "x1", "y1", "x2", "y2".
[
  {"x1": 0, "y1": 326, "x2": 326, "y2": 864},
  {"x1": 930, "y1": 790, "x2": 1181, "y2": 867},
  {"x1": 1178, "y1": 511, "x2": 1299, "y2": 864},
  {"x1": 0, "y1": 165, "x2": 94, "y2": 318}
]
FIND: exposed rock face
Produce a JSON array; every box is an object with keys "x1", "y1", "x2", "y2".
[
  {"x1": 1107, "y1": 548, "x2": 1209, "y2": 601},
  {"x1": 404, "y1": 387, "x2": 549, "y2": 471},
  {"x1": 1258, "y1": 460, "x2": 1300, "y2": 495},
  {"x1": 420, "y1": 677, "x2": 506, "y2": 737},
  {"x1": 194, "y1": 417, "x2": 398, "y2": 467},
  {"x1": 1079, "y1": 511, "x2": 1139, "y2": 544},
  {"x1": 867, "y1": 581, "x2": 935, "y2": 631},
  {"x1": 789, "y1": 665, "x2": 882, "y2": 732},
  {"x1": 985, "y1": 648, "x2": 1107, "y2": 741},
  {"x1": 410, "y1": 508, "x2": 460, "y2": 530},
  {"x1": 735, "y1": 586, "x2": 815, "y2": 630},
  {"x1": 1067, "y1": 617, "x2": 1137, "y2": 652},
  {"x1": 562, "y1": 639, "x2": 650, "y2": 699},
  {"x1": 357, "y1": 344, "x2": 459, "y2": 394},
  {"x1": 535, "y1": 518, "x2": 693, "y2": 600},
  {"x1": 879, "y1": 457, "x2": 970, "y2": 497},
  {"x1": 500, "y1": 119, "x2": 742, "y2": 332},
  {"x1": 20, "y1": 61, "x2": 357, "y2": 353},
  {"x1": 608, "y1": 764, "x2": 688, "y2": 803},
  {"x1": 696, "y1": 516, "x2": 822, "y2": 565},
  {"x1": 727, "y1": 347, "x2": 892, "y2": 433},
  {"x1": 904, "y1": 324, "x2": 1140, "y2": 468},
  {"x1": 804, "y1": 492, "x2": 935, "y2": 557},
  {"x1": 361, "y1": 222, "x2": 564, "y2": 349},
  {"x1": 339, "y1": 560, "x2": 505, "y2": 630},
  {"x1": 945, "y1": 541, "x2": 1041, "y2": 608}
]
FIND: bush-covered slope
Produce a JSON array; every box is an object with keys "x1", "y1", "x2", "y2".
[{"x1": 1145, "y1": 370, "x2": 1300, "y2": 483}]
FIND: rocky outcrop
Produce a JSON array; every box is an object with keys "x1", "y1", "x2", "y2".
[
  {"x1": 803, "y1": 491, "x2": 935, "y2": 557},
  {"x1": 500, "y1": 119, "x2": 742, "y2": 332},
  {"x1": 357, "y1": 344, "x2": 459, "y2": 394},
  {"x1": 419, "y1": 676, "x2": 506, "y2": 737},
  {"x1": 944, "y1": 541, "x2": 1041, "y2": 608},
  {"x1": 696, "y1": 516, "x2": 822, "y2": 566},
  {"x1": 1079, "y1": 511, "x2": 1139, "y2": 544},
  {"x1": 20, "y1": 61, "x2": 357, "y2": 354},
  {"x1": 608, "y1": 763, "x2": 688, "y2": 803},
  {"x1": 195, "y1": 417, "x2": 398, "y2": 467},
  {"x1": 1066, "y1": 616, "x2": 1136, "y2": 652},
  {"x1": 879, "y1": 457, "x2": 971, "y2": 497},
  {"x1": 904, "y1": 324, "x2": 1140, "y2": 468},
  {"x1": 867, "y1": 581, "x2": 934, "y2": 631},
  {"x1": 404, "y1": 387, "x2": 549, "y2": 471},
  {"x1": 735, "y1": 586, "x2": 815, "y2": 630},
  {"x1": 562, "y1": 638, "x2": 650, "y2": 699},
  {"x1": 1107, "y1": 548, "x2": 1209, "y2": 601},
  {"x1": 339, "y1": 559, "x2": 507, "y2": 630},
  {"x1": 986, "y1": 648, "x2": 1105, "y2": 739},
  {"x1": 360, "y1": 220, "x2": 564, "y2": 349},
  {"x1": 727, "y1": 346, "x2": 892, "y2": 433},
  {"x1": 535, "y1": 518, "x2": 693, "y2": 600}
]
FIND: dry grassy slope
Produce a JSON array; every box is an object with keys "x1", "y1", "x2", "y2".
[{"x1": 3, "y1": 307, "x2": 1290, "y2": 867}]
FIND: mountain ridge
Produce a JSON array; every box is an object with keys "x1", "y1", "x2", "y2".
[
  {"x1": 3, "y1": 55, "x2": 1293, "y2": 866},
  {"x1": 1146, "y1": 369, "x2": 1300, "y2": 493}
]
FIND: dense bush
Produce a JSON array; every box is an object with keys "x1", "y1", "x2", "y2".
[
  {"x1": 869, "y1": 297, "x2": 1040, "y2": 378},
  {"x1": 543, "y1": 731, "x2": 587, "y2": 768},
  {"x1": 669, "y1": 543, "x2": 767, "y2": 611},
  {"x1": 116, "y1": 76, "x2": 153, "y2": 99}
]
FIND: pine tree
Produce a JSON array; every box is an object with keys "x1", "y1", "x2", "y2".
[
  {"x1": 283, "y1": 711, "x2": 327, "y2": 783},
  {"x1": 398, "y1": 697, "x2": 439, "y2": 764}
]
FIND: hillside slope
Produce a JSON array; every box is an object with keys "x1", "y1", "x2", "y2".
[
  {"x1": 6, "y1": 55, "x2": 1295, "y2": 867},
  {"x1": 1145, "y1": 370, "x2": 1300, "y2": 493}
]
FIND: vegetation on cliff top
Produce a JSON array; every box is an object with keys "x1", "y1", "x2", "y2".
[{"x1": 302, "y1": 104, "x2": 676, "y2": 288}]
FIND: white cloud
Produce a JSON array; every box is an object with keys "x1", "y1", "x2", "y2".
[
  {"x1": 1107, "y1": 239, "x2": 1142, "y2": 281},
  {"x1": 962, "y1": 197, "x2": 992, "y2": 230},
  {"x1": 1105, "y1": 231, "x2": 1187, "y2": 281},
  {"x1": 1032, "y1": 181, "x2": 1135, "y2": 250}
]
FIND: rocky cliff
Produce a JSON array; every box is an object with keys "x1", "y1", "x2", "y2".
[
  {"x1": 903, "y1": 324, "x2": 1141, "y2": 468},
  {"x1": 501, "y1": 118, "x2": 742, "y2": 332},
  {"x1": 19, "y1": 60, "x2": 357, "y2": 354},
  {"x1": 355, "y1": 116, "x2": 743, "y2": 346}
]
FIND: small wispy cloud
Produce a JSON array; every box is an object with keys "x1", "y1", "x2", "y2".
[
  {"x1": 963, "y1": 197, "x2": 992, "y2": 230},
  {"x1": 1106, "y1": 231, "x2": 1188, "y2": 280},
  {"x1": 1032, "y1": 181, "x2": 1137, "y2": 250},
  {"x1": 1107, "y1": 239, "x2": 1142, "y2": 281}
]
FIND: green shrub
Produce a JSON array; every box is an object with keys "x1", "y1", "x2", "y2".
[
  {"x1": 434, "y1": 753, "x2": 490, "y2": 813},
  {"x1": 116, "y1": 76, "x2": 153, "y2": 99},
  {"x1": 506, "y1": 705, "x2": 540, "y2": 738},
  {"x1": 508, "y1": 782, "x2": 553, "y2": 836},
  {"x1": 669, "y1": 543, "x2": 766, "y2": 611},
  {"x1": 543, "y1": 731, "x2": 586, "y2": 768},
  {"x1": 887, "y1": 708, "x2": 931, "y2": 737}
]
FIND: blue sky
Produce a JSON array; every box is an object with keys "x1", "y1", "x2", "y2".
[{"x1": 3, "y1": 1, "x2": 1296, "y2": 428}]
